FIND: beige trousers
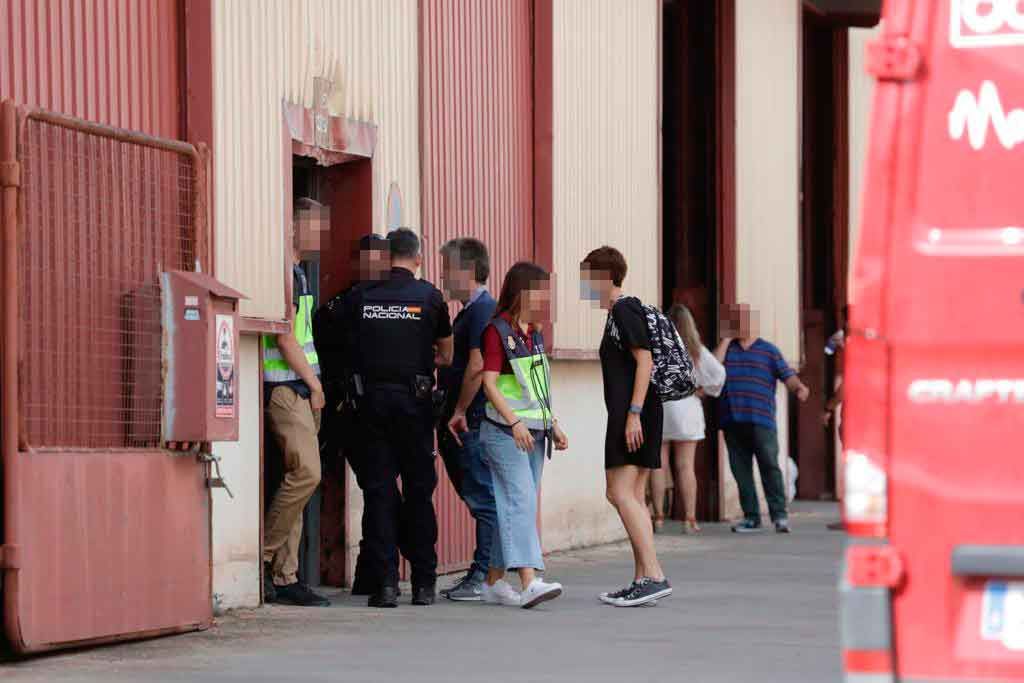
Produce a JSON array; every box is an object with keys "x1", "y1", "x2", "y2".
[{"x1": 264, "y1": 386, "x2": 322, "y2": 586}]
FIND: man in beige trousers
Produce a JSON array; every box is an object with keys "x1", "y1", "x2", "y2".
[{"x1": 259, "y1": 197, "x2": 331, "y2": 606}]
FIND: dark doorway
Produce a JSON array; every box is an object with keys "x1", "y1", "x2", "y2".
[
  {"x1": 794, "y1": 9, "x2": 849, "y2": 501},
  {"x1": 263, "y1": 155, "x2": 372, "y2": 590},
  {"x1": 662, "y1": 0, "x2": 734, "y2": 521}
]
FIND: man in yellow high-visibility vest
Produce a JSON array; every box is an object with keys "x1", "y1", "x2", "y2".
[{"x1": 260, "y1": 197, "x2": 330, "y2": 607}]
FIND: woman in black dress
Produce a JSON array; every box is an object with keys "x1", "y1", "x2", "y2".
[{"x1": 580, "y1": 246, "x2": 672, "y2": 607}]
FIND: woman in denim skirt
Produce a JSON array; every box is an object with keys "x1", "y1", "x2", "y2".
[{"x1": 479, "y1": 262, "x2": 569, "y2": 609}]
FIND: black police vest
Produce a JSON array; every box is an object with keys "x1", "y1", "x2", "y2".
[{"x1": 354, "y1": 277, "x2": 435, "y2": 383}]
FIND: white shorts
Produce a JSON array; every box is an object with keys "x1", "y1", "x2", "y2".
[{"x1": 662, "y1": 395, "x2": 705, "y2": 442}]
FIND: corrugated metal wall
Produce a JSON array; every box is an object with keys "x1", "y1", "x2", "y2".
[
  {"x1": 213, "y1": 0, "x2": 420, "y2": 320},
  {"x1": 551, "y1": 0, "x2": 660, "y2": 353},
  {"x1": 0, "y1": 0, "x2": 181, "y2": 138},
  {"x1": 735, "y1": 0, "x2": 801, "y2": 362},
  {"x1": 419, "y1": 0, "x2": 535, "y2": 573},
  {"x1": 848, "y1": 25, "x2": 879, "y2": 279},
  {"x1": 420, "y1": 0, "x2": 534, "y2": 288}
]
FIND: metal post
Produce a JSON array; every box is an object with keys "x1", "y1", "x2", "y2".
[{"x1": 1, "y1": 99, "x2": 23, "y2": 646}]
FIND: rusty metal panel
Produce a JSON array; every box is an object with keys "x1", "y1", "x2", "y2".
[
  {"x1": 0, "y1": 0, "x2": 182, "y2": 139},
  {"x1": 2, "y1": 104, "x2": 212, "y2": 653},
  {"x1": 418, "y1": 0, "x2": 535, "y2": 575},
  {"x1": 212, "y1": 0, "x2": 420, "y2": 321},
  {"x1": 550, "y1": 0, "x2": 661, "y2": 353},
  {"x1": 15, "y1": 449, "x2": 211, "y2": 651},
  {"x1": 420, "y1": 0, "x2": 534, "y2": 287}
]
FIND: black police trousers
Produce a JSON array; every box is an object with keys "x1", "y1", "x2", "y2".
[
  {"x1": 344, "y1": 419, "x2": 411, "y2": 591},
  {"x1": 357, "y1": 384, "x2": 438, "y2": 589}
]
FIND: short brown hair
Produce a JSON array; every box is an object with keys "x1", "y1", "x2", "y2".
[{"x1": 581, "y1": 246, "x2": 627, "y2": 287}]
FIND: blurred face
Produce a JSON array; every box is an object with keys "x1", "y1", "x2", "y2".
[
  {"x1": 294, "y1": 205, "x2": 331, "y2": 260},
  {"x1": 441, "y1": 256, "x2": 476, "y2": 302},
  {"x1": 357, "y1": 247, "x2": 390, "y2": 282},
  {"x1": 520, "y1": 279, "x2": 552, "y2": 323},
  {"x1": 720, "y1": 304, "x2": 756, "y2": 338},
  {"x1": 725, "y1": 304, "x2": 757, "y2": 338},
  {"x1": 579, "y1": 265, "x2": 614, "y2": 309}
]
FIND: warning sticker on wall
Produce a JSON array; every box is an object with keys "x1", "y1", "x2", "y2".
[{"x1": 215, "y1": 315, "x2": 235, "y2": 418}]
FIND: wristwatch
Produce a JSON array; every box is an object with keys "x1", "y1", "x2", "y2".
[{"x1": 628, "y1": 404, "x2": 643, "y2": 415}]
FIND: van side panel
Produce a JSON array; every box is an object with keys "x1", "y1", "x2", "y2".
[{"x1": 861, "y1": 0, "x2": 1024, "y2": 679}]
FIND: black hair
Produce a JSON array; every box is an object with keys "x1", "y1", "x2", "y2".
[
  {"x1": 387, "y1": 227, "x2": 421, "y2": 260},
  {"x1": 359, "y1": 233, "x2": 389, "y2": 251},
  {"x1": 440, "y1": 237, "x2": 490, "y2": 283}
]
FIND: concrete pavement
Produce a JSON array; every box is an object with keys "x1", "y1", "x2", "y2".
[{"x1": 2, "y1": 502, "x2": 844, "y2": 682}]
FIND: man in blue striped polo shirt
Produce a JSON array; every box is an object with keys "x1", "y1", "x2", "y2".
[{"x1": 715, "y1": 304, "x2": 809, "y2": 534}]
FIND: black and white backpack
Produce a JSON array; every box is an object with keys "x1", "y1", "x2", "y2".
[{"x1": 608, "y1": 297, "x2": 697, "y2": 402}]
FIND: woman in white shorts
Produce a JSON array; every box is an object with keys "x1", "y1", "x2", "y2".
[{"x1": 650, "y1": 304, "x2": 725, "y2": 534}]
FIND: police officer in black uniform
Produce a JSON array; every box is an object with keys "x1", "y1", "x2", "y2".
[
  {"x1": 344, "y1": 228, "x2": 453, "y2": 608},
  {"x1": 312, "y1": 233, "x2": 391, "y2": 595}
]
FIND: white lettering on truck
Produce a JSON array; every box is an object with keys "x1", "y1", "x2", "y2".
[
  {"x1": 951, "y1": 0, "x2": 1024, "y2": 48},
  {"x1": 908, "y1": 379, "x2": 1024, "y2": 404},
  {"x1": 948, "y1": 81, "x2": 1024, "y2": 151}
]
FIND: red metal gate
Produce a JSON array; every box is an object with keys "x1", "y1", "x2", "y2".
[
  {"x1": 1, "y1": 101, "x2": 212, "y2": 653},
  {"x1": 419, "y1": 0, "x2": 536, "y2": 574}
]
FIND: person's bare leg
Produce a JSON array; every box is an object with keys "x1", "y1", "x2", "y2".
[
  {"x1": 485, "y1": 567, "x2": 506, "y2": 586},
  {"x1": 650, "y1": 444, "x2": 670, "y2": 530},
  {"x1": 634, "y1": 469, "x2": 652, "y2": 572},
  {"x1": 608, "y1": 466, "x2": 665, "y2": 580},
  {"x1": 516, "y1": 567, "x2": 536, "y2": 591},
  {"x1": 633, "y1": 468, "x2": 664, "y2": 578},
  {"x1": 608, "y1": 469, "x2": 644, "y2": 580},
  {"x1": 677, "y1": 441, "x2": 700, "y2": 531}
]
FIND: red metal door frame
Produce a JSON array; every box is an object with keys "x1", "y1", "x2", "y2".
[
  {"x1": 716, "y1": 0, "x2": 737, "y2": 312},
  {"x1": 1, "y1": 98, "x2": 21, "y2": 654},
  {"x1": 269, "y1": 102, "x2": 377, "y2": 588}
]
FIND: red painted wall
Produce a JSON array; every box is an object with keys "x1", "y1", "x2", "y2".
[
  {"x1": 0, "y1": 0, "x2": 182, "y2": 138},
  {"x1": 419, "y1": 0, "x2": 536, "y2": 573}
]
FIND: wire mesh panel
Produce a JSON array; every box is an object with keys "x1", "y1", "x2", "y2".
[{"x1": 18, "y1": 114, "x2": 199, "y2": 449}]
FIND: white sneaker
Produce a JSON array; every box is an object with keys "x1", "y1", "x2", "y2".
[
  {"x1": 481, "y1": 579, "x2": 521, "y2": 607},
  {"x1": 520, "y1": 578, "x2": 563, "y2": 609}
]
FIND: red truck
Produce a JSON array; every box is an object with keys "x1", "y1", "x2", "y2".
[{"x1": 841, "y1": 1, "x2": 1024, "y2": 681}]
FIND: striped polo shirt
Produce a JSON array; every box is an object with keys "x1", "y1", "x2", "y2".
[{"x1": 719, "y1": 338, "x2": 795, "y2": 430}]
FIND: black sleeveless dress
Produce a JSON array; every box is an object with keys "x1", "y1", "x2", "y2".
[{"x1": 599, "y1": 297, "x2": 663, "y2": 470}]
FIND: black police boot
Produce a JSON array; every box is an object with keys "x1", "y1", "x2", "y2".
[
  {"x1": 368, "y1": 585, "x2": 399, "y2": 609},
  {"x1": 412, "y1": 585, "x2": 436, "y2": 606},
  {"x1": 263, "y1": 562, "x2": 277, "y2": 604},
  {"x1": 352, "y1": 574, "x2": 403, "y2": 597}
]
